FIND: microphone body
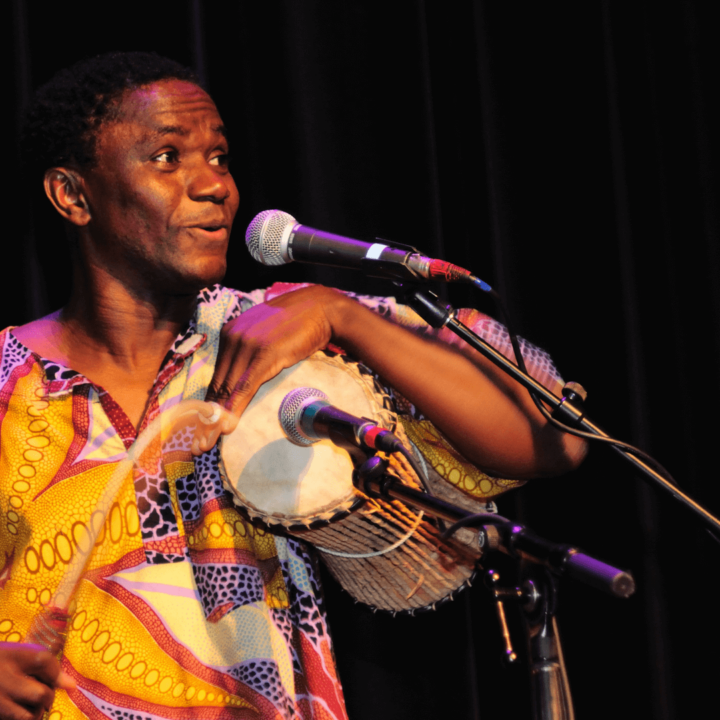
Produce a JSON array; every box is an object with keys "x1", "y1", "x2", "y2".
[
  {"x1": 246, "y1": 209, "x2": 473, "y2": 283},
  {"x1": 279, "y1": 387, "x2": 402, "y2": 453}
]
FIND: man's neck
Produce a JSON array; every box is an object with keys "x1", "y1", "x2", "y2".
[
  {"x1": 13, "y1": 265, "x2": 200, "y2": 429},
  {"x1": 64, "y1": 270, "x2": 196, "y2": 367}
]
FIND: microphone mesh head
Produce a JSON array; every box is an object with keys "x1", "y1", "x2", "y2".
[
  {"x1": 245, "y1": 209, "x2": 296, "y2": 266},
  {"x1": 279, "y1": 387, "x2": 328, "y2": 446}
]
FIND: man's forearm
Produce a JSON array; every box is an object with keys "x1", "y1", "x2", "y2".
[{"x1": 328, "y1": 296, "x2": 587, "y2": 479}]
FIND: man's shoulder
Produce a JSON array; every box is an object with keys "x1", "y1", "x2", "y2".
[
  {"x1": 193, "y1": 286, "x2": 266, "y2": 335},
  {"x1": 6, "y1": 313, "x2": 64, "y2": 362},
  {"x1": 0, "y1": 326, "x2": 38, "y2": 388},
  {"x1": 196, "y1": 283, "x2": 320, "y2": 326},
  {"x1": 197, "y1": 285, "x2": 265, "y2": 312},
  {"x1": 0, "y1": 326, "x2": 17, "y2": 358}
]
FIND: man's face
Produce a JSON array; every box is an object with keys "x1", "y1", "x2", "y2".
[{"x1": 80, "y1": 79, "x2": 240, "y2": 294}]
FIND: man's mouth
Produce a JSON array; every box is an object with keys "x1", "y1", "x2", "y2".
[{"x1": 191, "y1": 225, "x2": 228, "y2": 239}]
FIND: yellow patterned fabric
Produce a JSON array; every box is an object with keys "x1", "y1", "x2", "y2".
[{"x1": 400, "y1": 417, "x2": 525, "y2": 500}]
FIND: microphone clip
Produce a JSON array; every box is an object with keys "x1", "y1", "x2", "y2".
[
  {"x1": 359, "y1": 238, "x2": 427, "y2": 282},
  {"x1": 354, "y1": 455, "x2": 397, "y2": 500},
  {"x1": 397, "y1": 286, "x2": 454, "y2": 329}
]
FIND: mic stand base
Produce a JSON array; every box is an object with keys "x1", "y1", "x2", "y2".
[{"x1": 521, "y1": 565, "x2": 575, "y2": 720}]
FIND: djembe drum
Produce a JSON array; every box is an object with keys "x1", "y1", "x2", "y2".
[{"x1": 220, "y1": 352, "x2": 479, "y2": 613}]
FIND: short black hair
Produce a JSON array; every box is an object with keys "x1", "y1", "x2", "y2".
[{"x1": 20, "y1": 51, "x2": 200, "y2": 180}]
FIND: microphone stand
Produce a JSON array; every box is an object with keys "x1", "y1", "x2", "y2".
[
  {"x1": 354, "y1": 454, "x2": 631, "y2": 720},
  {"x1": 361, "y1": 283, "x2": 720, "y2": 717},
  {"x1": 400, "y1": 286, "x2": 720, "y2": 535}
]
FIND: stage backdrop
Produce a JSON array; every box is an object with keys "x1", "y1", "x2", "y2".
[{"x1": 6, "y1": 2, "x2": 720, "y2": 719}]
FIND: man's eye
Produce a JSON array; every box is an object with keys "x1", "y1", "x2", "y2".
[
  {"x1": 210, "y1": 153, "x2": 231, "y2": 168},
  {"x1": 153, "y1": 151, "x2": 178, "y2": 164}
]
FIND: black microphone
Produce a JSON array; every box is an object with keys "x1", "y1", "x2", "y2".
[
  {"x1": 278, "y1": 387, "x2": 402, "y2": 453},
  {"x1": 246, "y1": 209, "x2": 486, "y2": 285}
]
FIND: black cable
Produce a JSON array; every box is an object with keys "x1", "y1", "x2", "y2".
[
  {"x1": 396, "y1": 444, "x2": 433, "y2": 495},
  {"x1": 440, "y1": 513, "x2": 511, "y2": 542},
  {"x1": 394, "y1": 443, "x2": 446, "y2": 532}
]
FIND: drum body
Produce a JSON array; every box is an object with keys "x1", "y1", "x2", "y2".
[{"x1": 220, "y1": 352, "x2": 479, "y2": 613}]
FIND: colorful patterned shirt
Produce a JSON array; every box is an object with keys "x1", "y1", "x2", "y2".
[{"x1": 0, "y1": 284, "x2": 562, "y2": 720}]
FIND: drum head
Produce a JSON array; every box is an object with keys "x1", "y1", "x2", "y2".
[{"x1": 220, "y1": 353, "x2": 393, "y2": 526}]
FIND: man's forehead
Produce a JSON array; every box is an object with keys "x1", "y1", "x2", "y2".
[{"x1": 115, "y1": 80, "x2": 223, "y2": 135}]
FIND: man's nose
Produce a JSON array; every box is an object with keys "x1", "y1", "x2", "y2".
[{"x1": 188, "y1": 164, "x2": 232, "y2": 203}]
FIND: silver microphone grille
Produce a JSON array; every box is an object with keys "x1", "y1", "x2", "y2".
[
  {"x1": 279, "y1": 387, "x2": 328, "y2": 446},
  {"x1": 245, "y1": 209, "x2": 296, "y2": 266}
]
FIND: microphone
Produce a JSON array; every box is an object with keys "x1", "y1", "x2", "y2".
[
  {"x1": 278, "y1": 387, "x2": 403, "y2": 453},
  {"x1": 246, "y1": 209, "x2": 479, "y2": 284}
]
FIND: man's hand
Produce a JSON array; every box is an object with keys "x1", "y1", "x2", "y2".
[
  {"x1": 204, "y1": 286, "x2": 349, "y2": 451},
  {"x1": 0, "y1": 647, "x2": 75, "y2": 720}
]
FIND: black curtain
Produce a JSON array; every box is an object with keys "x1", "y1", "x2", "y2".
[{"x1": 6, "y1": 2, "x2": 720, "y2": 718}]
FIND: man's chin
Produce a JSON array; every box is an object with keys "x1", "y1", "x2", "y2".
[{"x1": 170, "y1": 260, "x2": 227, "y2": 294}]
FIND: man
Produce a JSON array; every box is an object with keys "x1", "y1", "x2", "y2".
[{"x1": 1, "y1": 52, "x2": 585, "y2": 719}]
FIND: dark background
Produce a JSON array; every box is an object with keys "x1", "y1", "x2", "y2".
[{"x1": 6, "y1": 1, "x2": 720, "y2": 718}]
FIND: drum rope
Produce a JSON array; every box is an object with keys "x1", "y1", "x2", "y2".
[
  {"x1": 316, "y1": 442, "x2": 431, "y2": 559},
  {"x1": 315, "y1": 509, "x2": 425, "y2": 558}
]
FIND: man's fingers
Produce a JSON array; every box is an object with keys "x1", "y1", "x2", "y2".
[
  {"x1": 8, "y1": 677, "x2": 54, "y2": 711},
  {"x1": 0, "y1": 695, "x2": 37, "y2": 720},
  {"x1": 191, "y1": 404, "x2": 239, "y2": 455},
  {"x1": 0, "y1": 673, "x2": 54, "y2": 719},
  {"x1": 205, "y1": 370, "x2": 235, "y2": 405},
  {"x1": 210, "y1": 341, "x2": 278, "y2": 416},
  {"x1": 55, "y1": 670, "x2": 76, "y2": 691},
  {"x1": 207, "y1": 302, "x2": 286, "y2": 405},
  {"x1": 16, "y1": 650, "x2": 60, "y2": 688},
  {"x1": 206, "y1": 339, "x2": 258, "y2": 407},
  {"x1": 224, "y1": 368, "x2": 262, "y2": 419},
  {"x1": 0, "y1": 649, "x2": 75, "y2": 720},
  {"x1": 205, "y1": 334, "x2": 236, "y2": 404}
]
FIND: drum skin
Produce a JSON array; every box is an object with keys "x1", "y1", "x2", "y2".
[{"x1": 220, "y1": 352, "x2": 395, "y2": 527}]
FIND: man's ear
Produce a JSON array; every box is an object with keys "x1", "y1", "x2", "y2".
[{"x1": 44, "y1": 168, "x2": 91, "y2": 226}]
